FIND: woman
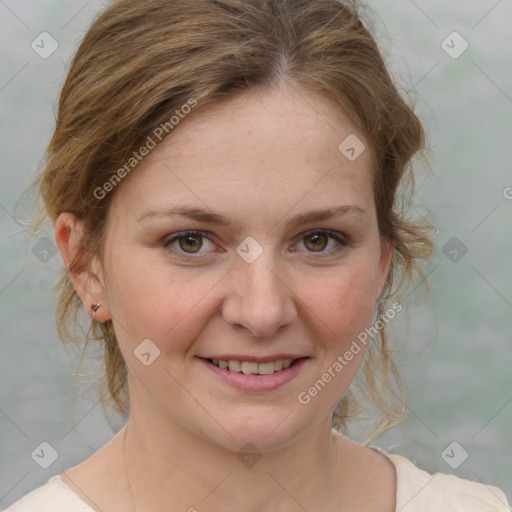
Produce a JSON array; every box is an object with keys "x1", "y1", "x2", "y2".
[{"x1": 6, "y1": 0, "x2": 509, "y2": 510}]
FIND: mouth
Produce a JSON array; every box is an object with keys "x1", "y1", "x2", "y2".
[
  {"x1": 205, "y1": 357, "x2": 307, "y2": 375},
  {"x1": 197, "y1": 356, "x2": 310, "y2": 391}
]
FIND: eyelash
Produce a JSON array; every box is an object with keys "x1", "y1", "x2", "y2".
[{"x1": 162, "y1": 229, "x2": 349, "y2": 260}]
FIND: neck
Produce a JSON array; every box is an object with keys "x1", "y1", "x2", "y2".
[{"x1": 122, "y1": 402, "x2": 346, "y2": 512}]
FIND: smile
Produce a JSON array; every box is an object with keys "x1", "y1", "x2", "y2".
[
  {"x1": 198, "y1": 356, "x2": 310, "y2": 392},
  {"x1": 208, "y1": 358, "x2": 295, "y2": 375}
]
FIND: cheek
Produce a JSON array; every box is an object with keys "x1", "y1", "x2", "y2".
[
  {"x1": 302, "y1": 260, "x2": 378, "y2": 344},
  {"x1": 104, "y1": 255, "x2": 222, "y2": 352}
]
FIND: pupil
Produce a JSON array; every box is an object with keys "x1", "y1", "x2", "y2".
[
  {"x1": 306, "y1": 234, "x2": 327, "y2": 252},
  {"x1": 180, "y1": 235, "x2": 202, "y2": 253}
]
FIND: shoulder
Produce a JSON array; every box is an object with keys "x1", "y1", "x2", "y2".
[
  {"x1": 382, "y1": 450, "x2": 510, "y2": 512},
  {"x1": 3, "y1": 475, "x2": 95, "y2": 512}
]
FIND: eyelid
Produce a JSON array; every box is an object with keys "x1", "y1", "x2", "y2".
[{"x1": 298, "y1": 228, "x2": 348, "y2": 243}]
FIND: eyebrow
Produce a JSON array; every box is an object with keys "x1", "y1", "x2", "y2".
[{"x1": 136, "y1": 204, "x2": 368, "y2": 230}]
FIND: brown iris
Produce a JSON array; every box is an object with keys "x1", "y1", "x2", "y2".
[
  {"x1": 179, "y1": 234, "x2": 203, "y2": 253},
  {"x1": 303, "y1": 233, "x2": 328, "y2": 252}
]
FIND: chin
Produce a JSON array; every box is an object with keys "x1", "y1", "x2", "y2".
[{"x1": 198, "y1": 404, "x2": 319, "y2": 454}]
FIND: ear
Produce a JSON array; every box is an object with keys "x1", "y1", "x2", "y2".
[
  {"x1": 55, "y1": 212, "x2": 111, "y2": 322},
  {"x1": 375, "y1": 238, "x2": 394, "y2": 301}
]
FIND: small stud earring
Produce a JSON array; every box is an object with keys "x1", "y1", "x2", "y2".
[{"x1": 91, "y1": 303, "x2": 101, "y2": 320}]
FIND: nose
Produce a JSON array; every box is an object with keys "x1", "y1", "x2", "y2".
[{"x1": 221, "y1": 254, "x2": 297, "y2": 338}]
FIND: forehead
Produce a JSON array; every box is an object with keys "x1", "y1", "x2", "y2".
[
  {"x1": 161, "y1": 84, "x2": 369, "y2": 171},
  {"x1": 110, "y1": 84, "x2": 375, "y2": 222}
]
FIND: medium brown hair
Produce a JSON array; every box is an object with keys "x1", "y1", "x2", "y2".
[{"x1": 35, "y1": 0, "x2": 433, "y2": 440}]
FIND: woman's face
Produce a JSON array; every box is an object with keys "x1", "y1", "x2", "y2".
[{"x1": 94, "y1": 84, "x2": 392, "y2": 450}]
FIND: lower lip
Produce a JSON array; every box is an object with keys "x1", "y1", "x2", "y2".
[{"x1": 198, "y1": 357, "x2": 309, "y2": 392}]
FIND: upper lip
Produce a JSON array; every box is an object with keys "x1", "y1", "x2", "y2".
[{"x1": 198, "y1": 354, "x2": 309, "y2": 363}]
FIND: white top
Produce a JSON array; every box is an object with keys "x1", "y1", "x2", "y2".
[{"x1": 3, "y1": 448, "x2": 510, "y2": 511}]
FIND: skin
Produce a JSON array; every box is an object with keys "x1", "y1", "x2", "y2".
[{"x1": 56, "y1": 82, "x2": 396, "y2": 512}]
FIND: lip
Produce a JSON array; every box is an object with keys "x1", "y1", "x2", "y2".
[{"x1": 197, "y1": 356, "x2": 309, "y2": 392}]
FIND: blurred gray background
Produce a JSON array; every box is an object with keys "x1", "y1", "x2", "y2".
[{"x1": 1, "y1": 0, "x2": 511, "y2": 508}]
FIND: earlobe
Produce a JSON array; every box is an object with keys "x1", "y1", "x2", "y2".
[{"x1": 55, "y1": 213, "x2": 111, "y2": 322}]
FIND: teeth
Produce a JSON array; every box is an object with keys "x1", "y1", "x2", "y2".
[
  {"x1": 228, "y1": 360, "x2": 241, "y2": 372},
  {"x1": 211, "y1": 358, "x2": 297, "y2": 374},
  {"x1": 241, "y1": 361, "x2": 258, "y2": 374},
  {"x1": 257, "y1": 362, "x2": 275, "y2": 375}
]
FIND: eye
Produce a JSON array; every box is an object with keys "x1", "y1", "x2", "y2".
[
  {"x1": 293, "y1": 230, "x2": 348, "y2": 258},
  {"x1": 163, "y1": 231, "x2": 217, "y2": 257}
]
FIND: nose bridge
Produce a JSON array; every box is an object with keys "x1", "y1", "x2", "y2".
[
  {"x1": 246, "y1": 257, "x2": 283, "y2": 306},
  {"x1": 223, "y1": 250, "x2": 296, "y2": 336}
]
